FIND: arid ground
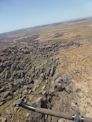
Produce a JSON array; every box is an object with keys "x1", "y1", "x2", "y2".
[{"x1": 0, "y1": 18, "x2": 92, "y2": 122}]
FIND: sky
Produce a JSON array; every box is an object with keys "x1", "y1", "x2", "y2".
[{"x1": 0, "y1": 0, "x2": 92, "y2": 33}]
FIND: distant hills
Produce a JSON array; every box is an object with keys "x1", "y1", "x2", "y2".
[{"x1": 0, "y1": 17, "x2": 92, "y2": 42}]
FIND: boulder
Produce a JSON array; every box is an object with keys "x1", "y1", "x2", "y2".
[
  {"x1": 40, "y1": 73, "x2": 46, "y2": 81},
  {"x1": 22, "y1": 89, "x2": 28, "y2": 95},
  {"x1": 3, "y1": 91, "x2": 11, "y2": 98},
  {"x1": 50, "y1": 65, "x2": 56, "y2": 76},
  {"x1": 0, "y1": 101, "x2": 4, "y2": 106},
  {"x1": 0, "y1": 87, "x2": 6, "y2": 93},
  {"x1": 0, "y1": 117, "x2": 7, "y2": 122}
]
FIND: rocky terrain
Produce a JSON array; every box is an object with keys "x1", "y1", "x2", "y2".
[{"x1": 0, "y1": 18, "x2": 92, "y2": 122}]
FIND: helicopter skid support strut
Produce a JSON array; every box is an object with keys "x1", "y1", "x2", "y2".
[{"x1": 15, "y1": 99, "x2": 92, "y2": 122}]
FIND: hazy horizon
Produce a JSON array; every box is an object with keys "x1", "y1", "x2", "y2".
[
  {"x1": 0, "y1": 16, "x2": 92, "y2": 34},
  {"x1": 0, "y1": 0, "x2": 92, "y2": 33}
]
